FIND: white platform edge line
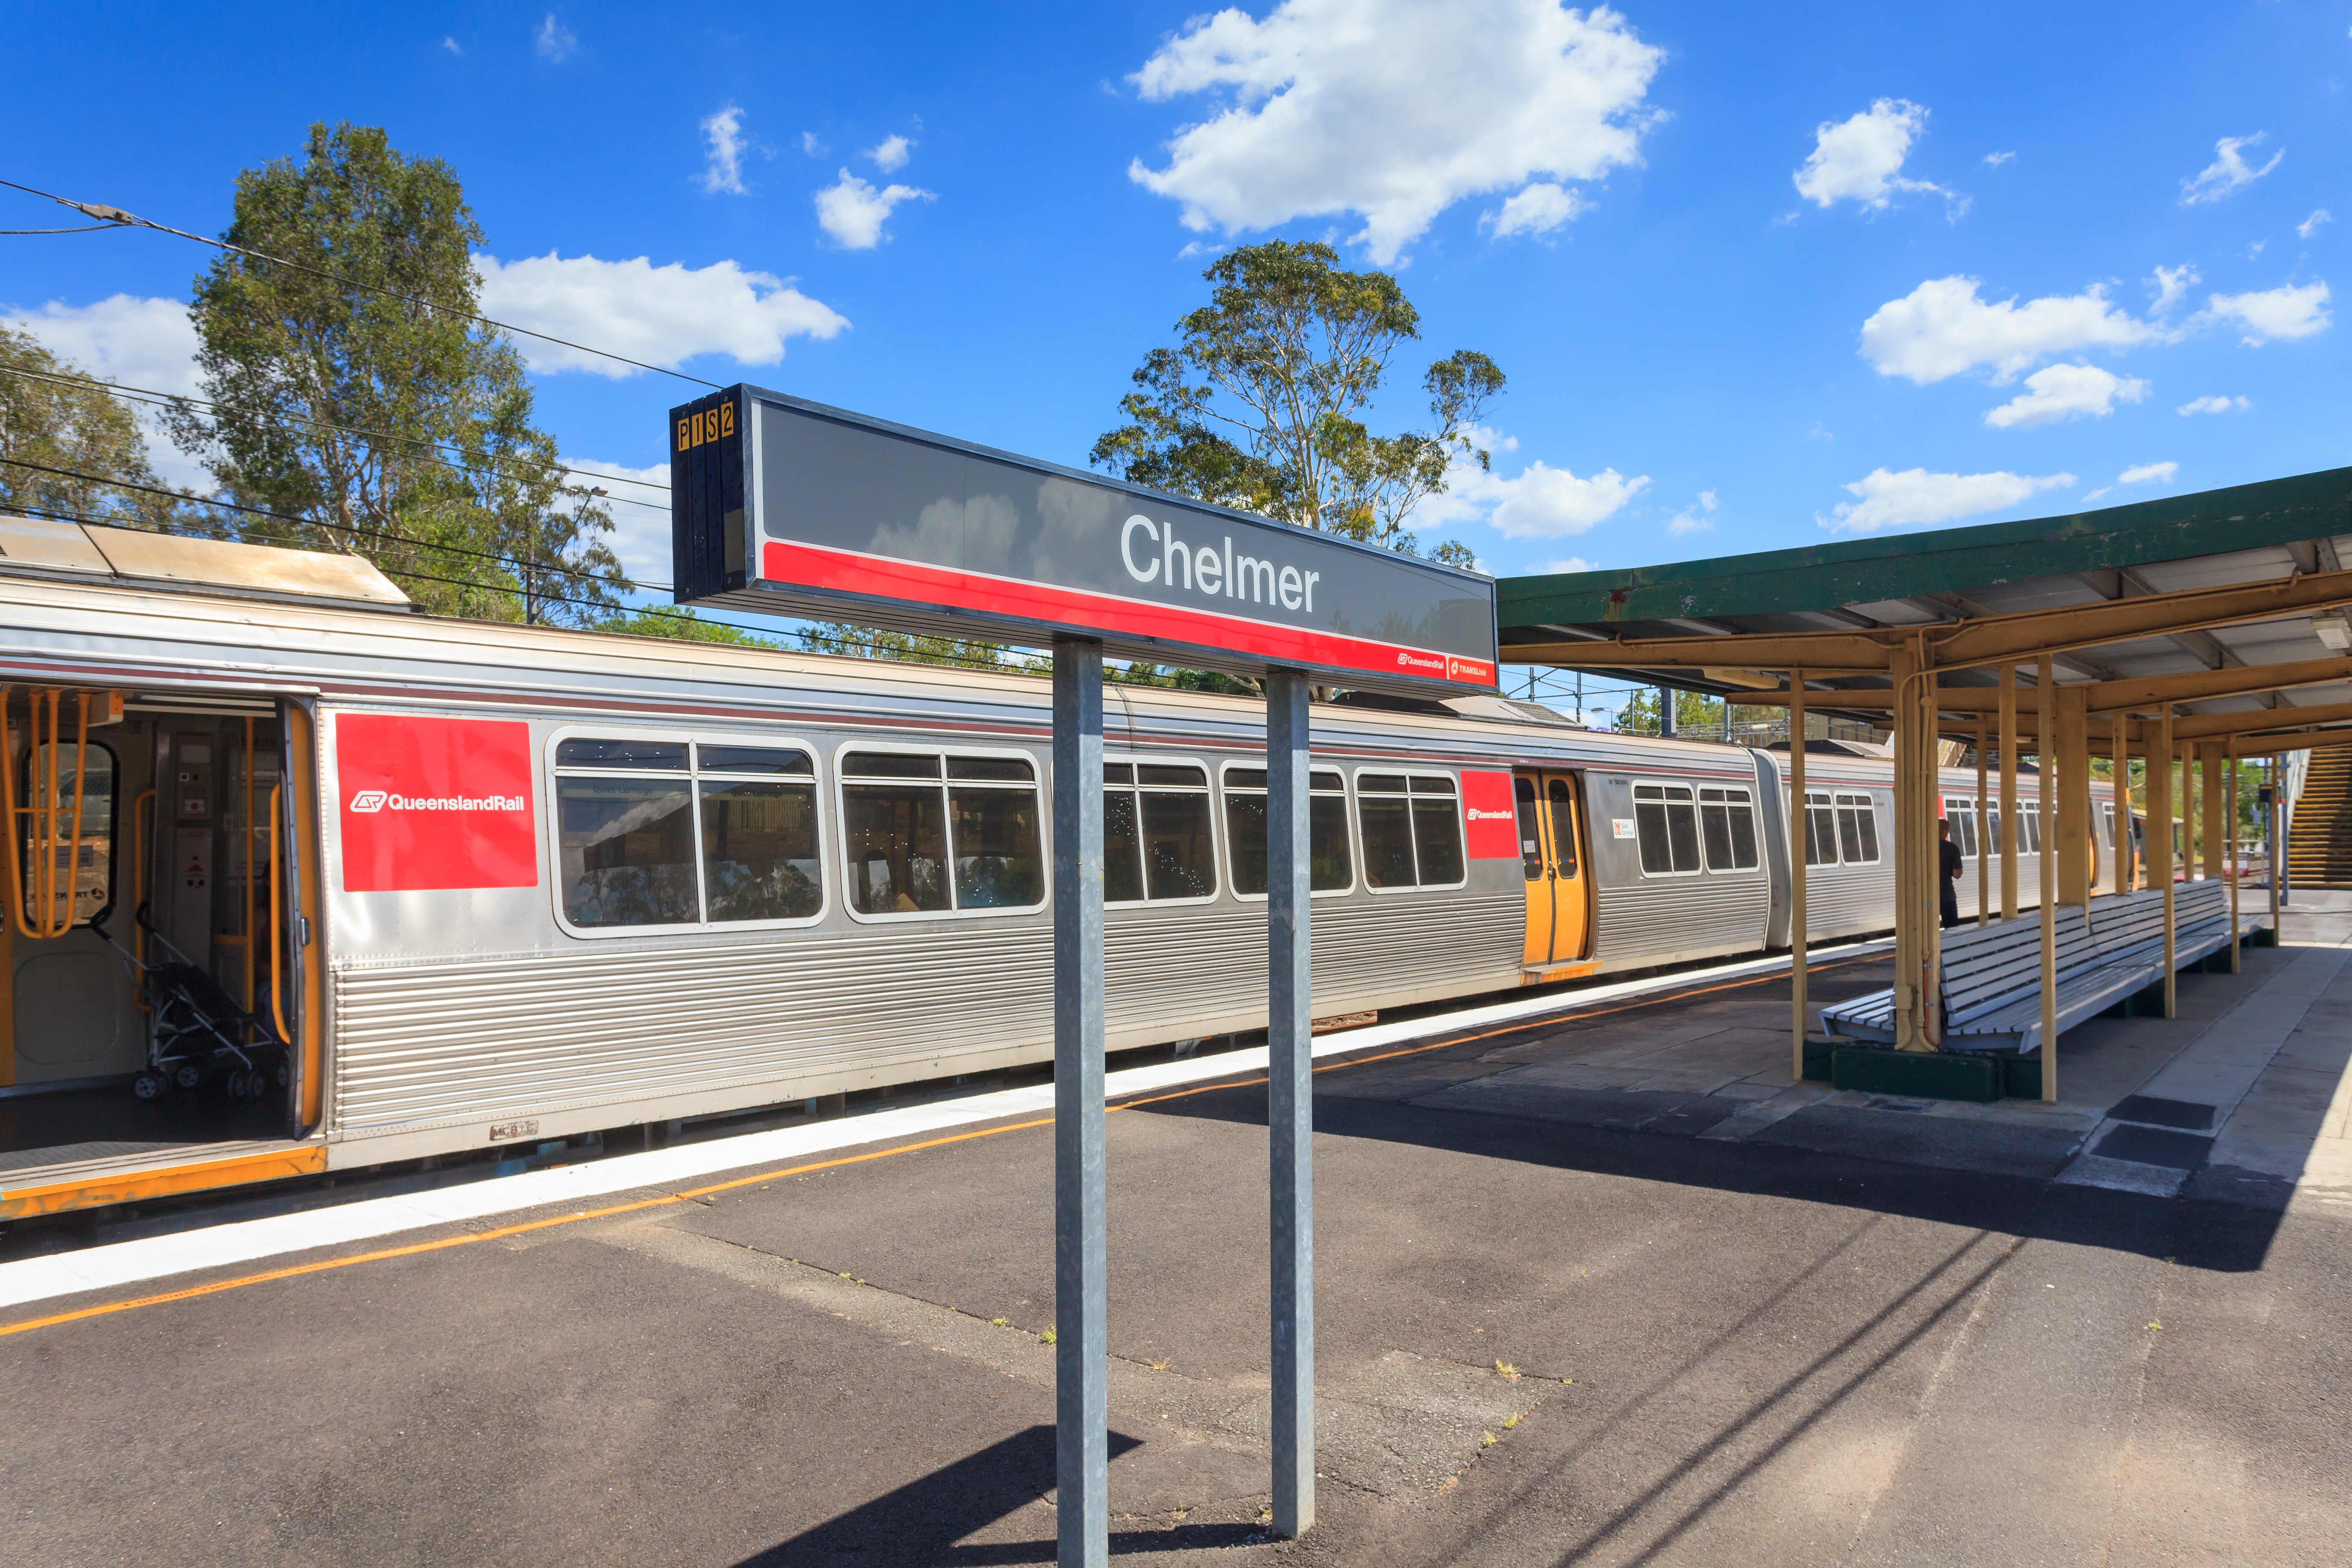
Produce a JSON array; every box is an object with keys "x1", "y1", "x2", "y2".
[{"x1": 0, "y1": 938, "x2": 1890, "y2": 1313}]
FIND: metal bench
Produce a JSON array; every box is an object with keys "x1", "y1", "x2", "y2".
[{"x1": 1821, "y1": 881, "x2": 2264, "y2": 1054}]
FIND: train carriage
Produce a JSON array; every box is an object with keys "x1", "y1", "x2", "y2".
[{"x1": 0, "y1": 519, "x2": 2118, "y2": 1222}]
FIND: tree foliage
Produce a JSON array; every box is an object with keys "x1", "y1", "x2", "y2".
[
  {"x1": 1090, "y1": 240, "x2": 1503, "y2": 567},
  {"x1": 168, "y1": 122, "x2": 623, "y2": 623},
  {"x1": 0, "y1": 327, "x2": 194, "y2": 529}
]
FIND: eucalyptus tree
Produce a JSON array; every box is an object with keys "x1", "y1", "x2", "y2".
[
  {"x1": 170, "y1": 122, "x2": 623, "y2": 623},
  {"x1": 1091, "y1": 240, "x2": 1503, "y2": 567}
]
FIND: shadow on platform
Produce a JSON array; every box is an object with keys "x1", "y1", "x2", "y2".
[
  {"x1": 1137, "y1": 1069, "x2": 2288, "y2": 1274},
  {"x1": 737, "y1": 1426, "x2": 1263, "y2": 1565}
]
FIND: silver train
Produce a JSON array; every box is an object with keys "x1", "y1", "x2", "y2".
[{"x1": 0, "y1": 521, "x2": 2119, "y2": 1219}]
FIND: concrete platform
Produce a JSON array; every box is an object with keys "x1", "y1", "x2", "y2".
[{"x1": 3, "y1": 907, "x2": 2349, "y2": 1565}]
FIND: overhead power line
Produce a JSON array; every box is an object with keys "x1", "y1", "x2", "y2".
[
  {"x1": 0, "y1": 362, "x2": 670, "y2": 509},
  {"x1": 0, "y1": 455, "x2": 639, "y2": 587},
  {"x1": 2, "y1": 473, "x2": 1035, "y2": 674},
  {"x1": 0, "y1": 177, "x2": 722, "y2": 389}
]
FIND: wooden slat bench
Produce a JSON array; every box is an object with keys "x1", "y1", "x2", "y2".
[{"x1": 1821, "y1": 881, "x2": 2266, "y2": 1054}]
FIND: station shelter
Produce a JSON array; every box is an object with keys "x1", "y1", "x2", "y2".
[{"x1": 1492, "y1": 467, "x2": 2352, "y2": 1099}]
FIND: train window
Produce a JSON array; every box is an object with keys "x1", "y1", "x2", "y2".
[
  {"x1": 1223, "y1": 766, "x2": 1351, "y2": 897},
  {"x1": 1104, "y1": 760, "x2": 1216, "y2": 904},
  {"x1": 555, "y1": 735, "x2": 822, "y2": 930},
  {"x1": 698, "y1": 744, "x2": 812, "y2": 776},
  {"x1": 558, "y1": 772, "x2": 700, "y2": 928},
  {"x1": 844, "y1": 752, "x2": 942, "y2": 779},
  {"x1": 1357, "y1": 771, "x2": 1464, "y2": 890},
  {"x1": 700, "y1": 777, "x2": 821, "y2": 922},
  {"x1": 840, "y1": 748, "x2": 1043, "y2": 917},
  {"x1": 1697, "y1": 786, "x2": 1758, "y2": 872},
  {"x1": 557, "y1": 737, "x2": 689, "y2": 771},
  {"x1": 1941, "y1": 799, "x2": 1979, "y2": 858},
  {"x1": 1515, "y1": 778, "x2": 1543, "y2": 880},
  {"x1": 1834, "y1": 792, "x2": 1879, "y2": 865},
  {"x1": 1546, "y1": 777, "x2": 1577, "y2": 878},
  {"x1": 2020, "y1": 808, "x2": 2044, "y2": 853},
  {"x1": 21, "y1": 741, "x2": 117, "y2": 929},
  {"x1": 1632, "y1": 783, "x2": 1701, "y2": 876},
  {"x1": 1801, "y1": 789, "x2": 1837, "y2": 866}
]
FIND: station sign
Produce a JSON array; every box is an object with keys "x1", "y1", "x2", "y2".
[{"x1": 669, "y1": 385, "x2": 1499, "y2": 692}]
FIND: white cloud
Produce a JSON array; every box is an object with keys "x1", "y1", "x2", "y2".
[
  {"x1": 1860, "y1": 275, "x2": 2158, "y2": 384},
  {"x1": 1485, "y1": 182, "x2": 1585, "y2": 239},
  {"x1": 561, "y1": 458, "x2": 674, "y2": 585},
  {"x1": 2302, "y1": 208, "x2": 2334, "y2": 240},
  {"x1": 1127, "y1": 0, "x2": 1662, "y2": 264},
  {"x1": 3, "y1": 294, "x2": 208, "y2": 488},
  {"x1": 441, "y1": 36, "x2": 462, "y2": 56},
  {"x1": 1982, "y1": 150, "x2": 2014, "y2": 167},
  {"x1": 2179, "y1": 133, "x2": 2281, "y2": 206},
  {"x1": 534, "y1": 13, "x2": 576, "y2": 62},
  {"x1": 2117, "y1": 461, "x2": 2176, "y2": 487},
  {"x1": 1666, "y1": 490, "x2": 1717, "y2": 535},
  {"x1": 1792, "y1": 98, "x2": 1950, "y2": 211},
  {"x1": 799, "y1": 131, "x2": 823, "y2": 156},
  {"x1": 1820, "y1": 467, "x2": 2075, "y2": 534},
  {"x1": 1539, "y1": 556, "x2": 1596, "y2": 574},
  {"x1": 700, "y1": 104, "x2": 749, "y2": 195},
  {"x1": 2202, "y1": 281, "x2": 2331, "y2": 344},
  {"x1": 473, "y1": 253, "x2": 848, "y2": 377},
  {"x1": 5, "y1": 294, "x2": 201, "y2": 397},
  {"x1": 1421, "y1": 426, "x2": 1647, "y2": 538},
  {"x1": 813, "y1": 170, "x2": 933, "y2": 249},
  {"x1": 1982, "y1": 363, "x2": 2149, "y2": 429},
  {"x1": 2176, "y1": 393, "x2": 2250, "y2": 416},
  {"x1": 2149, "y1": 263, "x2": 2199, "y2": 314},
  {"x1": 866, "y1": 135, "x2": 913, "y2": 173}
]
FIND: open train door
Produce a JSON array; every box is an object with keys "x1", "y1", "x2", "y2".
[{"x1": 1515, "y1": 769, "x2": 1591, "y2": 972}]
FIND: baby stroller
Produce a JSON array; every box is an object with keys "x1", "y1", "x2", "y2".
[{"x1": 94, "y1": 907, "x2": 289, "y2": 1102}]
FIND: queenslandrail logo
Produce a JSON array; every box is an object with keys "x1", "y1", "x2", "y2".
[
  {"x1": 1465, "y1": 807, "x2": 1514, "y2": 822},
  {"x1": 348, "y1": 788, "x2": 524, "y2": 814}
]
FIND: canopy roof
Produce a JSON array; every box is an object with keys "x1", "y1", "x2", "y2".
[{"x1": 1495, "y1": 467, "x2": 2352, "y2": 739}]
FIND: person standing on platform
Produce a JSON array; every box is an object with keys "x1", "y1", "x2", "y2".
[{"x1": 1939, "y1": 817, "x2": 1963, "y2": 928}]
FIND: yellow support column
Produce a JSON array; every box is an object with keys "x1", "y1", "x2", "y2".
[
  {"x1": 2228, "y1": 739, "x2": 2242, "y2": 974},
  {"x1": 1975, "y1": 719, "x2": 1990, "y2": 925},
  {"x1": 1892, "y1": 642, "x2": 1922, "y2": 1049},
  {"x1": 2057, "y1": 685, "x2": 2091, "y2": 908},
  {"x1": 2154, "y1": 713, "x2": 2177, "y2": 1017},
  {"x1": 1922, "y1": 660, "x2": 1942, "y2": 1047},
  {"x1": 1999, "y1": 664, "x2": 2019, "y2": 922},
  {"x1": 1790, "y1": 669, "x2": 1808, "y2": 1081},
  {"x1": 2201, "y1": 743, "x2": 2226, "y2": 883},
  {"x1": 2038, "y1": 655, "x2": 2058, "y2": 1102},
  {"x1": 2126, "y1": 714, "x2": 2145, "y2": 893},
  {"x1": 2185, "y1": 743, "x2": 2200, "y2": 880}
]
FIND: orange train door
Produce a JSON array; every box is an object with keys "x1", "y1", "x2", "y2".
[{"x1": 1515, "y1": 770, "x2": 1591, "y2": 966}]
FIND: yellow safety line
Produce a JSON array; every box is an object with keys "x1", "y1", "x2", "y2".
[{"x1": 0, "y1": 953, "x2": 1873, "y2": 1339}]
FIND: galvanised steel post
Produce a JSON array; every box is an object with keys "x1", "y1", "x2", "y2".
[
  {"x1": 1051, "y1": 637, "x2": 1107, "y2": 1568},
  {"x1": 1267, "y1": 669, "x2": 1315, "y2": 1537}
]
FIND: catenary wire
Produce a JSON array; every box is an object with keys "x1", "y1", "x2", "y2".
[
  {"x1": 0, "y1": 177, "x2": 723, "y2": 389},
  {"x1": 2, "y1": 484, "x2": 1036, "y2": 673},
  {"x1": 0, "y1": 455, "x2": 638, "y2": 586},
  {"x1": 0, "y1": 361, "x2": 671, "y2": 507}
]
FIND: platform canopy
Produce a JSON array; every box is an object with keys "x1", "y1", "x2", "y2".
[
  {"x1": 1495, "y1": 466, "x2": 2349, "y2": 1082},
  {"x1": 1495, "y1": 466, "x2": 2352, "y2": 748}
]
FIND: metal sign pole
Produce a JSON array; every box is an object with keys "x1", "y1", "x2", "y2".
[
  {"x1": 1051, "y1": 637, "x2": 1108, "y2": 1568},
  {"x1": 1267, "y1": 670, "x2": 1315, "y2": 1537}
]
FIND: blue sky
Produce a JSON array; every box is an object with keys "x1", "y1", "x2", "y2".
[{"x1": 4, "y1": 0, "x2": 2347, "y2": 608}]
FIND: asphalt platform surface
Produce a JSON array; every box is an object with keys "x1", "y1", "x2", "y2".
[{"x1": 3, "y1": 920, "x2": 2348, "y2": 1566}]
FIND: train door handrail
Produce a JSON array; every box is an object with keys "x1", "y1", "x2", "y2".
[{"x1": 0, "y1": 686, "x2": 95, "y2": 940}]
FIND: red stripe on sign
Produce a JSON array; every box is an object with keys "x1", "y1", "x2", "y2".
[{"x1": 760, "y1": 540, "x2": 1495, "y2": 687}]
